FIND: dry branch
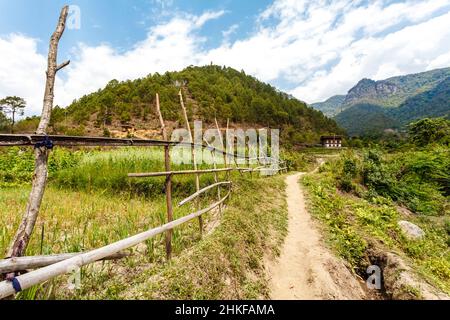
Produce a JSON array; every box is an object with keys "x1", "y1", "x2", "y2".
[
  {"x1": 7, "y1": 6, "x2": 70, "y2": 261},
  {"x1": 56, "y1": 60, "x2": 70, "y2": 72}
]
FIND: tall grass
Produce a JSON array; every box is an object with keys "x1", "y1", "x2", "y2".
[
  {"x1": 51, "y1": 147, "x2": 224, "y2": 198},
  {"x1": 0, "y1": 145, "x2": 260, "y2": 299},
  {"x1": 0, "y1": 186, "x2": 207, "y2": 258}
]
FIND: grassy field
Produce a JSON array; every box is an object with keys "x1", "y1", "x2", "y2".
[{"x1": 0, "y1": 146, "x2": 289, "y2": 299}]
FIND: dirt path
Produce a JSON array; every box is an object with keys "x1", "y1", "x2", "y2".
[{"x1": 267, "y1": 172, "x2": 366, "y2": 300}]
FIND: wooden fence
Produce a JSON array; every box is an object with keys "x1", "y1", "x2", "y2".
[{"x1": 0, "y1": 132, "x2": 286, "y2": 299}]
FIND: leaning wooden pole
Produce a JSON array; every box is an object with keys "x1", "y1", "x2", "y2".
[
  {"x1": 214, "y1": 118, "x2": 227, "y2": 167},
  {"x1": 212, "y1": 149, "x2": 222, "y2": 215},
  {"x1": 155, "y1": 94, "x2": 174, "y2": 260},
  {"x1": 179, "y1": 90, "x2": 202, "y2": 234},
  {"x1": 225, "y1": 118, "x2": 231, "y2": 181},
  {"x1": 204, "y1": 137, "x2": 222, "y2": 215},
  {"x1": 6, "y1": 6, "x2": 70, "y2": 264},
  {"x1": 213, "y1": 118, "x2": 225, "y2": 212}
]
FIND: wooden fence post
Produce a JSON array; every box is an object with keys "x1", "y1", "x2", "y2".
[
  {"x1": 6, "y1": 6, "x2": 70, "y2": 266},
  {"x1": 155, "y1": 94, "x2": 173, "y2": 260},
  {"x1": 214, "y1": 117, "x2": 228, "y2": 171},
  {"x1": 179, "y1": 90, "x2": 202, "y2": 234},
  {"x1": 212, "y1": 149, "x2": 222, "y2": 215}
]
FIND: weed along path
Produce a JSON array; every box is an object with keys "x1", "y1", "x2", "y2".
[{"x1": 268, "y1": 172, "x2": 366, "y2": 300}]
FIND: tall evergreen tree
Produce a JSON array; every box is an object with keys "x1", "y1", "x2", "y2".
[{"x1": 0, "y1": 96, "x2": 26, "y2": 133}]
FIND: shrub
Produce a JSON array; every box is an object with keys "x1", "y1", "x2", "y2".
[
  {"x1": 408, "y1": 118, "x2": 450, "y2": 147},
  {"x1": 338, "y1": 175, "x2": 354, "y2": 192},
  {"x1": 343, "y1": 158, "x2": 357, "y2": 177}
]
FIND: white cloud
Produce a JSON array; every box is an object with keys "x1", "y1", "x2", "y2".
[
  {"x1": 428, "y1": 52, "x2": 450, "y2": 70},
  {"x1": 1, "y1": 1, "x2": 450, "y2": 117},
  {"x1": 291, "y1": 9, "x2": 450, "y2": 102},
  {"x1": 215, "y1": 0, "x2": 450, "y2": 102},
  {"x1": 222, "y1": 24, "x2": 239, "y2": 41},
  {"x1": 0, "y1": 34, "x2": 47, "y2": 115},
  {"x1": 194, "y1": 10, "x2": 226, "y2": 28}
]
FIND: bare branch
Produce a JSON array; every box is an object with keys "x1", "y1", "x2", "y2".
[{"x1": 56, "y1": 60, "x2": 70, "y2": 72}]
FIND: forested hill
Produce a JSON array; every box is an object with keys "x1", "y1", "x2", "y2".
[{"x1": 47, "y1": 65, "x2": 343, "y2": 144}]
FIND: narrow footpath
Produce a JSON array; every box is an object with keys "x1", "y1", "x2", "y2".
[{"x1": 268, "y1": 172, "x2": 366, "y2": 300}]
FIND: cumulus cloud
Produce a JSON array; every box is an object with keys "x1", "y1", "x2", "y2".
[
  {"x1": 1, "y1": 0, "x2": 450, "y2": 117},
  {"x1": 291, "y1": 9, "x2": 450, "y2": 102},
  {"x1": 0, "y1": 34, "x2": 47, "y2": 115},
  {"x1": 210, "y1": 0, "x2": 450, "y2": 102}
]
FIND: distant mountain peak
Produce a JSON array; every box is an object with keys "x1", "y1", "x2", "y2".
[
  {"x1": 311, "y1": 67, "x2": 450, "y2": 135},
  {"x1": 345, "y1": 78, "x2": 401, "y2": 106}
]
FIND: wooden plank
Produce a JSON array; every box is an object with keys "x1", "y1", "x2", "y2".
[
  {"x1": 178, "y1": 181, "x2": 231, "y2": 207},
  {"x1": 0, "y1": 191, "x2": 230, "y2": 299},
  {"x1": 0, "y1": 252, "x2": 129, "y2": 274},
  {"x1": 128, "y1": 168, "x2": 241, "y2": 177}
]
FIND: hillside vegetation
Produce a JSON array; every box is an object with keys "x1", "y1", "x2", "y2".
[
  {"x1": 302, "y1": 119, "x2": 450, "y2": 298},
  {"x1": 335, "y1": 103, "x2": 400, "y2": 136},
  {"x1": 14, "y1": 65, "x2": 344, "y2": 145}
]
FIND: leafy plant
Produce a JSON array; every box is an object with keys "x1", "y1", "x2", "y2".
[{"x1": 408, "y1": 118, "x2": 450, "y2": 147}]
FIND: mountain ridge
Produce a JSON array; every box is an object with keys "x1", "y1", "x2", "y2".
[{"x1": 311, "y1": 67, "x2": 450, "y2": 135}]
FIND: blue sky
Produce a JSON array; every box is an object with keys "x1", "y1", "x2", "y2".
[
  {"x1": 0, "y1": 0, "x2": 272, "y2": 57},
  {"x1": 1, "y1": 0, "x2": 450, "y2": 116}
]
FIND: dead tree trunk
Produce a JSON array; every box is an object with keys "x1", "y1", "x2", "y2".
[
  {"x1": 6, "y1": 6, "x2": 70, "y2": 262},
  {"x1": 155, "y1": 93, "x2": 173, "y2": 260},
  {"x1": 179, "y1": 90, "x2": 202, "y2": 234}
]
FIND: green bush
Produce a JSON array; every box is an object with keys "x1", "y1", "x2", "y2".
[
  {"x1": 408, "y1": 118, "x2": 450, "y2": 147},
  {"x1": 343, "y1": 158, "x2": 357, "y2": 177},
  {"x1": 338, "y1": 176, "x2": 354, "y2": 192},
  {"x1": 0, "y1": 147, "x2": 82, "y2": 187}
]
